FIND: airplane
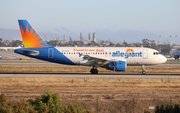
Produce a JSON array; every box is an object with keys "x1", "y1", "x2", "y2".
[
  {"x1": 14, "y1": 20, "x2": 167, "y2": 74},
  {"x1": 171, "y1": 49, "x2": 180, "y2": 60},
  {"x1": 0, "y1": 45, "x2": 22, "y2": 51}
]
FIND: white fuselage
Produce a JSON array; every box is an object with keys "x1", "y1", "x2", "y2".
[{"x1": 54, "y1": 47, "x2": 167, "y2": 66}]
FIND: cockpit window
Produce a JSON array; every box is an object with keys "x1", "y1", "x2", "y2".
[{"x1": 153, "y1": 52, "x2": 159, "y2": 55}]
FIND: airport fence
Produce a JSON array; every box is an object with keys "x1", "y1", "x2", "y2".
[
  {"x1": 60, "y1": 96, "x2": 180, "y2": 113},
  {"x1": 3, "y1": 93, "x2": 180, "y2": 113}
]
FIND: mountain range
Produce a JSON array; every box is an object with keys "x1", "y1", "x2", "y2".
[{"x1": 0, "y1": 28, "x2": 160, "y2": 44}]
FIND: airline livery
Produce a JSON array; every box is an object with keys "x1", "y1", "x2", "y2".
[{"x1": 15, "y1": 20, "x2": 167, "y2": 74}]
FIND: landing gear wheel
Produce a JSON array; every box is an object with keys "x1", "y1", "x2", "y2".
[
  {"x1": 142, "y1": 70, "x2": 146, "y2": 74},
  {"x1": 90, "y1": 69, "x2": 98, "y2": 74},
  {"x1": 141, "y1": 65, "x2": 146, "y2": 74}
]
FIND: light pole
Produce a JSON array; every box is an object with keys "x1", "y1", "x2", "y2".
[
  {"x1": 159, "y1": 35, "x2": 161, "y2": 52},
  {"x1": 175, "y1": 35, "x2": 177, "y2": 45}
]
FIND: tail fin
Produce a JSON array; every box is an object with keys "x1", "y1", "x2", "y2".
[{"x1": 18, "y1": 20, "x2": 50, "y2": 48}]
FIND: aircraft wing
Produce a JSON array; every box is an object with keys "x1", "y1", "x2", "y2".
[
  {"x1": 83, "y1": 55, "x2": 125, "y2": 66},
  {"x1": 0, "y1": 46, "x2": 22, "y2": 51},
  {"x1": 0, "y1": 47, "x2": 9, "y2": 51}
]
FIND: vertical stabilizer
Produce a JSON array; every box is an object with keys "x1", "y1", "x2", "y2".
[{"x1": 18, "y1": 20, "x2": 50, "y2": 48}]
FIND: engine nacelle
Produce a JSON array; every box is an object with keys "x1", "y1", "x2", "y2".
[
  {"x1": 174, "y1": 55, "x2": 179, "y2": 60},
  {"x1": 108, "y1": 61, "x2": 127, "y2": 71},
  {"x1": 79, "y1": 60, "x2": 91, "y2": 66}
]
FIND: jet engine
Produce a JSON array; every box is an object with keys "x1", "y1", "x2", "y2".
[{"x1": 106, "y1": 61, "x2": 127, "y2": 71}]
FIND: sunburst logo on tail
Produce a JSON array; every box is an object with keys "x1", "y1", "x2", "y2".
[
  {"x1": 20, "y1": 25, "x2": 46, "y2": 48},
  {"x1": 18, "y1": 20, "x2": 50, "y2": 48}
]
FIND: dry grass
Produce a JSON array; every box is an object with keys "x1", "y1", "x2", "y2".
[
  {"x1": 1, "y1": 76, "x2": 180, "y2": 112},
  {"x1": 1, "y1": 77, "x2": 180, "y2": 95},
  {"x1": 1, "y1": 65, "x2": 180, "y2": 97}
]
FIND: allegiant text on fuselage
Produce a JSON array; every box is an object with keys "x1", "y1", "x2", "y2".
[{"x1": 112, "y1": 51, "x2": 143, "y2": 58}]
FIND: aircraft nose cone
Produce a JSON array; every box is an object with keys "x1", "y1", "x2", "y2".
[{"x1": 160, "y1": 56, "x2": 167, "y2": 63}]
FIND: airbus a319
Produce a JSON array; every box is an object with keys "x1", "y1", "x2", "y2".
[{"x1": 15, "y1": 20, "x2": 167, "y2": 74}]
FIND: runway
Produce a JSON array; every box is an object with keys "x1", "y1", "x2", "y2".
[
  {"x1": 0, "y1": 73, "x2": 180, "y2": 78},
  {"x1": 1, "y1": 58, "x2": 180, "y2": 78},
  {"x1": 1, "y1": 61, "x2": 180, "y2": 68}
]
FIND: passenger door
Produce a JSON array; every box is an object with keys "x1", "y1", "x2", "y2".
[
  {"x1": 48, "y1": 48, "x2": 54, "y2": 58},
  {"x1": 143, "y1": 49, "x2": 148, "y2": 59}
]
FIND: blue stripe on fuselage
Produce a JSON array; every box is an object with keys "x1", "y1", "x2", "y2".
[{"x1": 14, "y1": 47, "x2": 75, "y2": 65}]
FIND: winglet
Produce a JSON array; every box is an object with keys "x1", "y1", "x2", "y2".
[{"x1": 18, "y1": 20, "x2": 51, "y2": 48}]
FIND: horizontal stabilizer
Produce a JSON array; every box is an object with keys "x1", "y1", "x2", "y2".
[{"x1": 20, "y1": 49, "x2": 39, "y2": 56}]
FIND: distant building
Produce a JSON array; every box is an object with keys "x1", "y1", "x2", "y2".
[
  {"x1": 93, "y1": 32, "x2": 96, "y2": 43},
  {"x1": 172, "y1": 45, "x2": 180, "y2": 50},
  {"x1": 83, "y1": 40, "x2": 91, "y2": 45},
  {"x1": 79, "y1": 32, "x2": 82, "y2": 41},
  {"x1": 63, "y1": 34, "x2": 66, "y2": 41},
  {"x1": 69, "y1": 36, "x2": 72, "y2": 42},
  {"x1": 88, "y1": 33, "x2": 91, "y2": 41},
  {"x1": 45, "y1": 35, "x2": 48, "y2": 42}
]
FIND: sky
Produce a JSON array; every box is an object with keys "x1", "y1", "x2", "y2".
[{"x1": 0, "y1": 0, "x2": 180, "y2": 44}]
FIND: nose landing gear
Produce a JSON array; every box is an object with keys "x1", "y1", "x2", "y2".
[{"x1": 142, "y1": 65, "x2": 146, "y2": 74}]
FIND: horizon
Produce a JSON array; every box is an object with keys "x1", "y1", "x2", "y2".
[{"x1": 0, "y1": 27, "x2": 178, "y2": 45}]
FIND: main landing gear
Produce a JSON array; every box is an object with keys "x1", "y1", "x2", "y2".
[
  {"x1": 90, "y1": 65, "x2": 146, "y2": 74},
  {"x1": 90, "y1": 67, "x2": 98, "y2": 74},
  {"x1": 142, "y1": 65, "x2": 146, "y2": 74}
]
